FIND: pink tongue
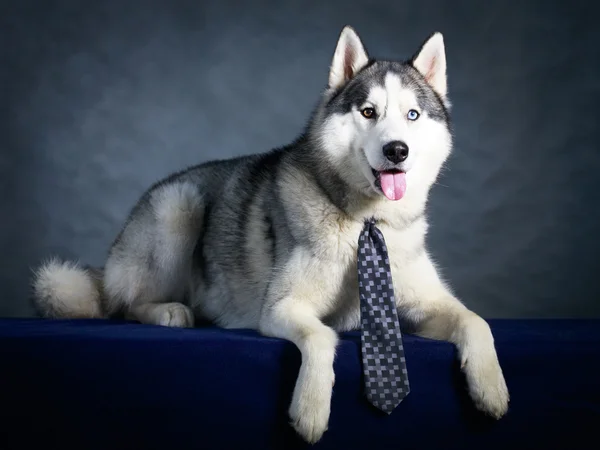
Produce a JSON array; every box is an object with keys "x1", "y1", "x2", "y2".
[{"x1": 380, "y1": 171, "x2": 406, "y2": 201}]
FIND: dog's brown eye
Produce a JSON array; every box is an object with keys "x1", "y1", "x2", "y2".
[{"x1": 361, "y1": 107, "x2": 375, "y2": 119}]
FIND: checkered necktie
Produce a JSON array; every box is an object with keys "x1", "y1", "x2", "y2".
[{"x1": 358, "y1": 219, "x2": 410, "y2": 413}]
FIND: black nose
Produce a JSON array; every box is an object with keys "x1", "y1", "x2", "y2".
[{"x1": 382, "y1": 141, "x2": 409, "y2": 164}]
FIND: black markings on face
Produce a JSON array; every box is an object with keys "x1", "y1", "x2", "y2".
[{"x1": 325, "y1": 61, "x2": 449, "y2": 124}]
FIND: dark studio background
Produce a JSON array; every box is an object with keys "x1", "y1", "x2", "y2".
[{"x1": 1, "y1": 0, "x2": 598, "y2": 319}]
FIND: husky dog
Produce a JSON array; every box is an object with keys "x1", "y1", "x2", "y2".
[{"x1": 32, "y1": 26, "x2": 509, "y2": 443}]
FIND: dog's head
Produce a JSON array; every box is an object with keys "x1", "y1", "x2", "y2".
[{"x1": 312, "y1": 26, "x2": 453, "y2": 203}]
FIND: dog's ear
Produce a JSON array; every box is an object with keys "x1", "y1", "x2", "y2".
[
  {"x1": 412, "y1": 32, "x2": 447, "y2": 99},
  {"x1": 328, "y1": 26, "x2": 369, "y2": 90}
]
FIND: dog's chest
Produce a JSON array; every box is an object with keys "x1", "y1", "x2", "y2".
[
  {"x1": 313, "y1": 217, "x2": 422, "y2": 267},
  {"x1": 316, "y1": 220, "x2": 425, "y2": 331}
]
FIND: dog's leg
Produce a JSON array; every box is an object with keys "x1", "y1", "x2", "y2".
[
  {"x1": 394, "y1": 252, "x2": 509, "y2": 418},
  {"x1": 259, "y1": 250, "x2": 339, "y2": 444},
  {"x1": 261, "y1": 302, "x2": 337, "y2": 444},
  {"x1": 103, "y1": 181, "x2": 203, "y2": 328}
]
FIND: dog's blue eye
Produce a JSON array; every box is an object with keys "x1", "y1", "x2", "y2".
[{"x1": 407, "y1": 109, "x2": 420, "y2": 121}]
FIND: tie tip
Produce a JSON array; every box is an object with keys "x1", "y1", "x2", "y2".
[{"x1": 369, "y1": 402, "x2": 399, "y2": 415}]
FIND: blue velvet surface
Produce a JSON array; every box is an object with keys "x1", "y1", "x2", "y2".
[{"x1": 1, "y1": 318, "x2": 598, "y2": 449}]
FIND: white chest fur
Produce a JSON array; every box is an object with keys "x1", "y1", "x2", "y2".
[{"x1": 307, "y1": 214, "x2": 427, "y2": 331}]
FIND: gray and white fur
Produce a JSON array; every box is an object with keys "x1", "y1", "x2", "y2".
[{"x1": 32, "y1": 26, "x2": 509, "y2": 443}]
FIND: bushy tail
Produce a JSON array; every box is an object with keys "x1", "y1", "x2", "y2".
[{"x1": 31, "y1": 258, "x2": 106, "y2": 319}]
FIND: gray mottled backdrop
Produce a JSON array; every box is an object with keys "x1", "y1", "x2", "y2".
[{"x1": 1, "y1": 0, "x2": 599, "y2": 318}]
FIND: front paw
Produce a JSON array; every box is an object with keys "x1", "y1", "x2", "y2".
[
  {"x1": 461, "y1": 347, "x2": 510, "y2": 419},
  {"x1": 157, "y1": 303, "x2": 194, "y2": 328},
  {"x1": 288, "y1": 368, "x2": 334, "y2": 444}
]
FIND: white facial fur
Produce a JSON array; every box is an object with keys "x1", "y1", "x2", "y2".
[
  {"x1": 319, "y1": 74, "x2": 452, "y2": 200},
  {"x1": 317, "y1": 28, "x2": 452, "y2": 202},
  {"x1": 359, "y1": 73, "x2": 451, "y2": 193}
]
